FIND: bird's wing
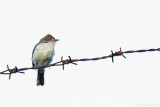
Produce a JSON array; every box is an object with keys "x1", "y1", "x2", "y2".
[{"x1": 32, "y1": 43, "x2": 39, "y2": 67}]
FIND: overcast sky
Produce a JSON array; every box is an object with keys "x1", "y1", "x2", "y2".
[{"x1": 0, "y1": 0, "x2": 160, "y2": 107}]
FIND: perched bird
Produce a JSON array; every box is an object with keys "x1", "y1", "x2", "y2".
[{"x1": 32, "y1": 34, "x2": 59, "y2": 86}]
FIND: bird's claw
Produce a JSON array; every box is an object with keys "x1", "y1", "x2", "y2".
[{"x1": 33, "y1": 66, "x2": 39, "y2": 69}]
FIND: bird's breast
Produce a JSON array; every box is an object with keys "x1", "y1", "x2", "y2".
[{"x1": 33, "y1": 43, "x2": 55, "y2": 66}]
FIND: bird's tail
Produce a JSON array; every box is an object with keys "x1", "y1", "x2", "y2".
[{"x1": 37, "y1": 68, "x2": 45, "y2": 86}]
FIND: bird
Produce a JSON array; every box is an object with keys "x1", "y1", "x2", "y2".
[{"x1": 32, "y1": 34, "x2": 59, "y2": 86}]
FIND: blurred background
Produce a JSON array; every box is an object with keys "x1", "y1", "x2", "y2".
[{"x1": 0, "y1": 0, "x2": 160, "y2": 107}]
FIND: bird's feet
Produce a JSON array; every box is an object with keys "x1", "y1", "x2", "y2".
[{"x1": 33, "y1": 66, "x2": 39, "y2": 69}]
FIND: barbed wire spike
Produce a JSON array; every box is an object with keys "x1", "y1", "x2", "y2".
[
  {"x1": 111, "y1": 50, "x2": 114, "y2": 63},
  {"x1": 68, "y1": 56, "x2": 78, "y2": 65},
  {"x1": 111, "y1": 48, "x2": 126, "y2": 63},
  {"x1": 7, "y1": 65, "x2": 17, "y2": 80},
  {"x1": 7, "y1": 65, "x2": 22, "y2": 79},
  {"x1": 7, "y1": 65, "x2": 12, "y2": 79},
  {"x1": 118, "y1": 47, "x2": 126, "y2": 59},
  {"x1": 61, "y1": 56, "x2": 65, "y2": 70}
]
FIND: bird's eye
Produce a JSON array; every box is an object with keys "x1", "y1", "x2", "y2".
[{"x1": 49, "y1": 37, "x2": 53, "y2": 40}]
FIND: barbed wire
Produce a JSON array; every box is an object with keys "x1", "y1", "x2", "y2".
[{"x1": 0, "y1": 47, "x2": 160, "y2": 79}]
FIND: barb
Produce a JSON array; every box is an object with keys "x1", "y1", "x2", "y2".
[
  {"x1": 61, "y1": 56, "x2": 78, "y2": 70},
  {"x1": 6, "y1": 65, "x2": 24, "y2": 79},
  {"x1": 0, "y1": 47, "x2": 160, "y2": 79}
]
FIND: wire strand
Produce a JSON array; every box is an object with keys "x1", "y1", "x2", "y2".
[{"x1": 0, "y1": 47, "x2": 160, "y2": 79}]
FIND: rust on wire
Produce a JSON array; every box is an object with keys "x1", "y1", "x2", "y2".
[
  {"x1": 61, "y1": 56, "x2": 78, "y2": 70},
  {"x1": 0, "y1": 47, "x2": 160, "y2": 77},
  {"x1": 113, "y1": 47, "x2": 126, "y2": 59},
  {"x1": 110, "y1": 48, "x2": 126, "y2": 63},
  {"x1": 7, "y1": 65, "x2": 20, "y2": 79}
]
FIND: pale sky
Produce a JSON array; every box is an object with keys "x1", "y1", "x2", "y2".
[{"x1": 0, "y1": 0, "x2": 160, "y2": 107}]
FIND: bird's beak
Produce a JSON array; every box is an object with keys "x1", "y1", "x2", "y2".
[{"x1": 54, "y1": 39, "x2": 59, "y2": 42}]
